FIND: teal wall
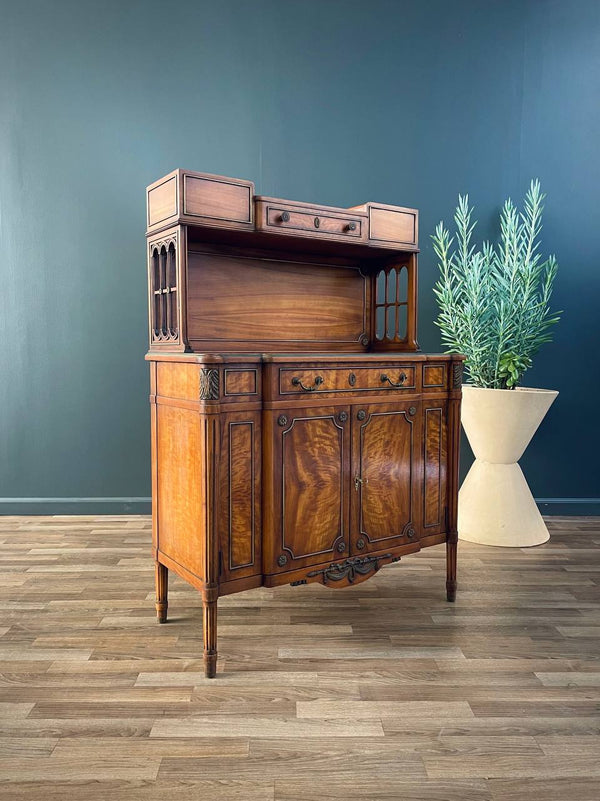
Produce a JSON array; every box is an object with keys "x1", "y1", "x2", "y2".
[{"x1": 1, "y1": 0, "x2": 598, "y2": 514}]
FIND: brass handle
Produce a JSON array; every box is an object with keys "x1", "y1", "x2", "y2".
[
  {"x1": 381, "y1": 371, "x2": 407, "y2": 388},
  {"x1": 346, "y1": 221, "x2": 357, "y2": 232},
  {"x1": 279, "y1": 211, "x2": 290, "y2": 222},
  {"x1": 292, "y1": 375, "x2": 324, "y2": 392},
  {"x1": 354, "y1": 475, "x2": 368, "y2": 492}
]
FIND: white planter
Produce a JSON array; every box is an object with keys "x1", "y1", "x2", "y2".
[{"x1": 458, "y1": 386, "x2": 558, "y2": 547}]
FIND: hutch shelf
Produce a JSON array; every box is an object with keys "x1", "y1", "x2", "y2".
[{"x1": 145, "y1": 169, "x2": 464, "y2": 678}]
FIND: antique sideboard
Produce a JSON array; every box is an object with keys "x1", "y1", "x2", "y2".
[{"x1": 145, "y1": 169, "x2": 464, "y2": 677}]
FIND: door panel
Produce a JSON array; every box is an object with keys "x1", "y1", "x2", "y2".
[
  {"x1": 263, "y1": 406, "x2": 350, "y2": 574},
  {"x1": 351, "y1": 402, "x2": 420, "y2": 553},
  {"x1": 422, "y1": 401, "x2": 448, "y2": 537}
]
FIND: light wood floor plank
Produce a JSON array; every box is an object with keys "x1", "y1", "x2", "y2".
[{"x1": 0, "y1": 514, "x2": 597, "y2": 798}]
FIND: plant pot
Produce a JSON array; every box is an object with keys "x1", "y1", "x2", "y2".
[{"x1": 458, "y1": 386, "x2": 558, "y2": 547}]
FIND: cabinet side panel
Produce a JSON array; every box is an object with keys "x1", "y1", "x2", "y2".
[{"x1": 156, "y1": 404, "x2": 204, "y2": 580}]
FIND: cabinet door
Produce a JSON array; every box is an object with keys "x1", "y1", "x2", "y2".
[
  {"x1": 421, "y1": 401, "x2": 448, "y2": 538},
  {"x1": 218, "y1": 410, "x2": 262, "y2": 582},
  {"x1": 263, "y1": 405, "x2": 350, "y2": 574},
  {"x1": 350, "y1": 402, "x2": 420, "y2": 554}
]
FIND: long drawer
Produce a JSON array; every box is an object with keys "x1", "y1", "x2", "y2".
[
  {"x1": 255, "y1": 197, "x2": 367, "y2": 244},
  {"x1": 278, "y1": 364, "x2": 417, "y2": 396}
]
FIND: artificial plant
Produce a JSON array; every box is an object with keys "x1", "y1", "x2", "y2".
[{"x1": 432, "y1": 180, "x2": 561, "y2": 389}]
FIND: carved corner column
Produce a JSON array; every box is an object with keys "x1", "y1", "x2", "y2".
[
  {"x1": 446, "y1": 358, "x2": 464, "y2": 602},
  {"x1": 199, "y1": 364, "x2": 221, "y2": 677}
]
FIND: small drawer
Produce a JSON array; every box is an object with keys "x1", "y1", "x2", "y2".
[
  {"x1": 279, "y1": 365, "x2": 417, "y2": 395},
  {"x1": 256, "y1": 199, "x2": 367, "y2": 243},
  {"x1": 350, "y1": 202, "x2": 418, "y2": 249}
]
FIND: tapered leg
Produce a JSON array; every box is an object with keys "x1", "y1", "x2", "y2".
[
  {"x1": 202, "y1": 585, "x2": 218, "y2": 678},
  {"x1": 155, "y1": 562, "x2": 168, "y2": 623},
  {"x1": 446, "y1": 539, "x2": 457, "y2": 602}
]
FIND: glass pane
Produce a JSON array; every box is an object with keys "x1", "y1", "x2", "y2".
[
  {"x1": 376, "y1": 306, "x2": 385, "y2": 340},
  {"x1": 386, "y1": 269, "x2": 396, "y2": 303},
  {"x1": 397, "y1": 265, "x2": 408, "y2": 302},
  {"x1": 397, "y1": 303, "x2": 407, "y2": 340},
  {"x1": 376, "y1": 271, "x2": 385, "y2": 304},
  {"x1": 386, "y1": 305, "x2": 395, "y2": 339}
]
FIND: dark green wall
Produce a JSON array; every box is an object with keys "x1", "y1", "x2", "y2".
[{"x1": 1, "y1": 0, "x2": 598, "y2": 514}]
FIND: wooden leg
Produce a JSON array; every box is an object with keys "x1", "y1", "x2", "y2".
[
  {"x1": 446, "y1": 539, "x2": 457, "y2": 602},
  {"x1": 202, "y1": 585, "x2": 218, "y2": 678},
  {"x1": 155, "y1": 562, "x2": 168, "y2": 623}
]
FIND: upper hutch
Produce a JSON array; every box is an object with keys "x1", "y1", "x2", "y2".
[{"x1": 145, "y1": 169, "x2": 463, "y2": 677}]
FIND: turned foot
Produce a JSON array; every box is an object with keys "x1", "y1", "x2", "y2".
[
  {"x1": 155, "y1": 562, "x2": 168, "y2": 623},
  {"x1": 203, "y1": 585, "x2": 218, "y2": 678},
  {"x1": 446, "y1": 539, "x2": 457, "y2": 603}
]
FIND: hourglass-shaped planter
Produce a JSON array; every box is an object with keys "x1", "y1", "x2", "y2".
[{"x1": 458, "y1": 386, "x2": 558, "y2": 547}]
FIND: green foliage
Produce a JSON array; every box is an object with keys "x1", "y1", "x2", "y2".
[{"x1": 432, "y1": 180, "x2": 561, "y2": 389}]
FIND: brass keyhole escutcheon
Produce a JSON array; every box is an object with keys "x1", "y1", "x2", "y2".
[
  {"x1": 354, "y1": 475, "x2": 368, "y2": 492},
  {"x1": 314, "y1": 217, "x2": 320, "y2": 228},
  {"x1": 348, "y1": 372, "x2": 356, "y2": 387}
]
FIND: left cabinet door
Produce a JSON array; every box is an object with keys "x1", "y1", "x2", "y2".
[
  {"x1": 263, "y1": 405, "x2": 350, "y2": 575},
  {"x1": 218, "y1": 411, "x2": 262, "y2": 582}
]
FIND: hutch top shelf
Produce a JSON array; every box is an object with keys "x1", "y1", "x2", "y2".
[{"x1": 146, "y1": 169, "x2": 421, "y2": 355}]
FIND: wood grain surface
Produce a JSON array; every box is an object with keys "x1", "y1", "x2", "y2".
[{"x1": 0, "y1": 515, "x2": 598, "y2": 800}]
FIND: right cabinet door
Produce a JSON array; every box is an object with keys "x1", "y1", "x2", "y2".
[
  {"x1": 421, "y1": 400, "x2": 449, "y2": 538},
  {"x1": 350, "y1": 402, "x2": 421, "y2": 555}
]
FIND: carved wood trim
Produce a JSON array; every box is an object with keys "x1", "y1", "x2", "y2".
[
  {"x1": 423, "y1": 406, "x2": 443, "y2": 529},
  {"x1": 452, "y1": 361, "x2": 464, "y2": 389},
  {"x1": 307, "y1": 554, "x2": 393, "y2": 584},
  {"x1": 199, "y1": 368, "x2": 220, "y2": 401}
]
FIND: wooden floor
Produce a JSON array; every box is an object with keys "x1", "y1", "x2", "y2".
[{"x1": 0, "y1": 517, "x2": 599, "y2": 800}]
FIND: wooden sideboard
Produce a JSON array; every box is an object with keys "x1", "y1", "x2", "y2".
[{"x1": 145, "y1": 169, "x2": 464, "y2": 678}]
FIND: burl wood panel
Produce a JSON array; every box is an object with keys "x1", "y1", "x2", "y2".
[
  {"x1": 224, "y1": 368, "x2": 258, "y2": 396},
  {"x1": 264, "y1": 407, "x2": 350, "y2": 573},
  {"x1": 423, "y1": 364, "x2": 447, "y2": 388},
  {"x1": 219, "y1": 411, "x2": 261, "y2": 580},
  {"x1": 186, "y1": 251, "x2": 367, "y2": 348},
  {"x1": 156, "y1": 404, "x2": 204, "y2": 581},
  {"x1": 423, "y1": 404, "x2": 448, "y2": 534},
  {"x1": 353, "y1": 403, "x2": 418, "y2": 550}
]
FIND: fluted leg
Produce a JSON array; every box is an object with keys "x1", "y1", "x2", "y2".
[
  {"x1": 155, "y1": 562, "x2": 168, "y2": 623},
  {"x1": 446, "y1": 539, "x2": 457, "y2": 602},
  {"x1": 202, "y1": 585, "x2": 218, "y2": 678}
]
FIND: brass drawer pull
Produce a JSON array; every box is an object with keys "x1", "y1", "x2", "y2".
[
  {"x1": 381, "y1": 371, "x2": 407, "y2": 388},
  {"x1": 291, "y1": 375, "x2": 324, "y2": 392},
  {"x1": 279, "y1": 211, "x2": 290, "y2": 222},
  {"x1": 346, "y1": 221, "x2": 357, "y2": 232}
]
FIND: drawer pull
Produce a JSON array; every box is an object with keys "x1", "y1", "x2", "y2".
[
  {"x1": 291, "y1": 375, "x2": 324, "y2": 392},
  {"x1": 279, "y1": 211, "x2": 290, "y2": 222},
  {"x1": 346, "y1": 221, "x2": 357, "y2": 232},
  {"x1": 381, "y1": 371, "x2": 407, "y2": 388}
]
